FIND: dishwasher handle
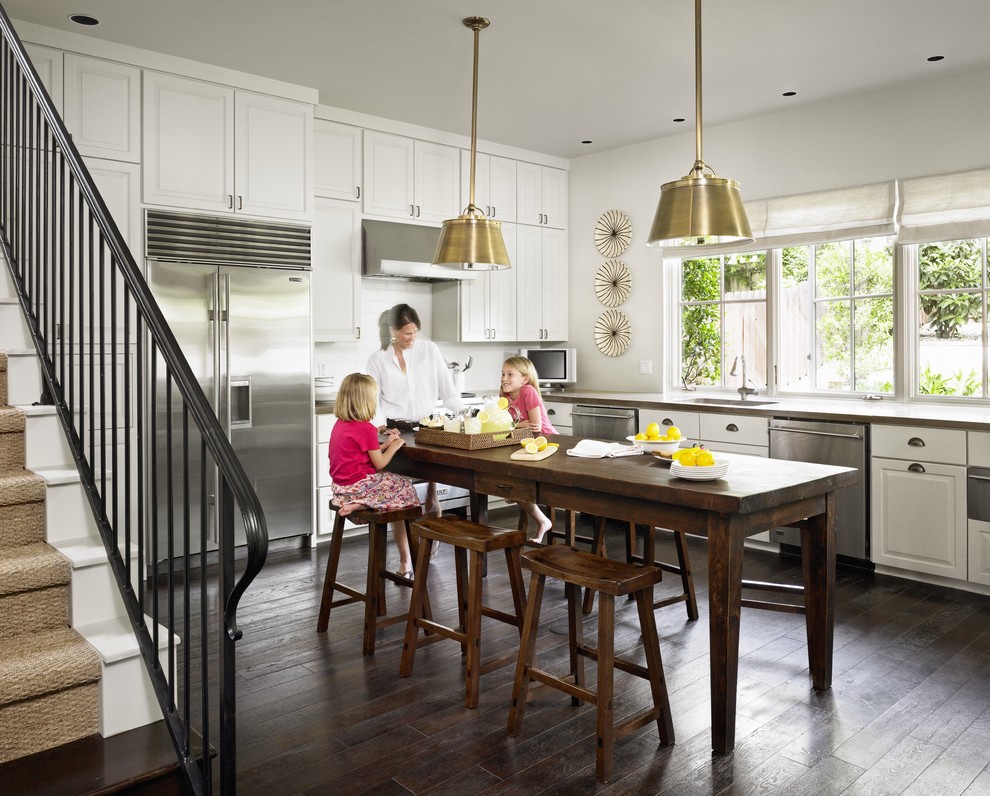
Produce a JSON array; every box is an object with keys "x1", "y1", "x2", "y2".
[
  {"x1": 570, "y1": 410, "x2": 637, "y2": 420},
  {"x1": 769, "y1": 426, "x2": 864, "y2": 441}
]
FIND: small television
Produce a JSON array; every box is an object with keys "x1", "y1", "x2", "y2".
[{"x1": 518, "y1": 347, "x2": 577, "y2": 388}]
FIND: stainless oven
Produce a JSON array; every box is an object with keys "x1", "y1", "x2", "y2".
[{"x1": 571, "y1": 404, "x2": 638, "y2": 441}]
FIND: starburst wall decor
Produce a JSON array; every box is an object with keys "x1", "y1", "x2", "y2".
[
  {"x1": 594, "y1": 309, "x2": 631, "y2": 357},
  {"x1": 594, "y1": 259, "x2": 631, "y2": 307},
  {"x1": 594, "y1": 209, "x2": 632, "y2": 258}
]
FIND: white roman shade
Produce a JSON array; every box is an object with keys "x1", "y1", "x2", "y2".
[{"x1": 897, "y1": 167, "x2": 990, "y2": 244}]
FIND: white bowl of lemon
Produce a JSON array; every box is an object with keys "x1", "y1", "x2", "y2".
[{"x1": 628, "y1": 423, "x2": 684, "y2": 456}]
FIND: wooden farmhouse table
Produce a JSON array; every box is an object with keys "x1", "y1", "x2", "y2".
[{"x1": 389, "y1": 433, "x2": 858, "y2": 754}]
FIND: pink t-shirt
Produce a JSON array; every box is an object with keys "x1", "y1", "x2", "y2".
[
  {"x1": 502, "y1": 383, "x2": 557, "y2": 435},
  {"x1": 328, "y1": 420, "x2": 379, "y2": 486}
]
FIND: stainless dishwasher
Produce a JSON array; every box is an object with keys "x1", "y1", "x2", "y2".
[
  {"x1": 571, "y1": 404, "x2": 638, "y2": 441},
  {"x1": 769, "y1": 418, "x2": 869, "y2": 562}
]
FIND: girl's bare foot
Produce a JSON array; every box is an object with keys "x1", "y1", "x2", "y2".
[
  {"x1": 338, "y1": 502, "x2": 365, "y2": 517},
  {"x1": 530, "y1": 516, "x2": 554, "y2": 544}
]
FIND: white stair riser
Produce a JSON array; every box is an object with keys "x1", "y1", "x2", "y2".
[
  {"x1": 46, "y1": 480, "x2": 102, "y2": 545},
  {"x1": 99, "y1": 651, "x2": 168, "y2": 737},
  {"x1": 0, "y1": 301, "x2": 31, "y2": 349},
  {"x1": 7, "y1": 353, "x2": 42, "y2": 406},
  {"x1": 25, "y1": 413, "x2": 73, "y2": 469},
  {"x1": 69, "y1": 559, "x2": 131, "y2": 627},
  {"x1": 0, "y1": 263, "x2": 15, "y2": 299}
]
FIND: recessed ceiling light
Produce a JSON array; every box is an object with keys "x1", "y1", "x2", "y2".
[
  {"x1": 927, "y1": 55, "x2": 945, "y2": 62},
  {"x1": 672, "y1": 118, "x2": 685, "y2": 123},
  {"x1": 69, "y1": 14, "x2": 100, "y2": 26},
  {"x1": 782, "y1": 91, "x2": 797, "y2": 97}
]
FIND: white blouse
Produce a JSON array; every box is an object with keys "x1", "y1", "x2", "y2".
[{"x1": 366, "y1": 338, "x2": 460, "y2": 424}]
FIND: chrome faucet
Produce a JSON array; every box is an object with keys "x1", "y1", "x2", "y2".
[{"x1": 730, "y1": 355, "x2": 759, "y2": 400}]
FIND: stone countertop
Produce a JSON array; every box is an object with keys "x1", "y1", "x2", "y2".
[{"x1": 536, "y1": 389, "x2": 990, "y2": 431}]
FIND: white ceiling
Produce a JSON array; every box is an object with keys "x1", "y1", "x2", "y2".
[{"x1": 6, "y1": 0, "x2": 990, "y2": 160}]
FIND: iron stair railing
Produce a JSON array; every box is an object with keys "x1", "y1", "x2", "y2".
[{"x1": 0, "y1": 7, "x2": 268, "y2": 794}]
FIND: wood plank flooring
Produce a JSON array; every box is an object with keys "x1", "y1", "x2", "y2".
[{"x1": 226, "y1": 511, "x2": 990, "y2": 795}]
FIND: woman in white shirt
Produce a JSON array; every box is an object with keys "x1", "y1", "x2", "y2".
[{"x1": 366, "y1": 304, "x2": 460, "y2": 567}]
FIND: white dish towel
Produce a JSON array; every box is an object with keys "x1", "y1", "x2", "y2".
[{"x1": 566, "y1": 440, "x2": 644, "y2": 458}]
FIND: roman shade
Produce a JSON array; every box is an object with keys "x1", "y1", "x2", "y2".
[{"x1": 896, "y1": 167, "x2": 990, "y2": 244}]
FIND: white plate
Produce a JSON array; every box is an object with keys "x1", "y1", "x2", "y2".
[{"x1": 670, "y1": 460, "x2": 729, "y2": 480}]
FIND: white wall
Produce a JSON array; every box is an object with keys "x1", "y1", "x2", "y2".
[{"x1": 568, "y1": 64, "x2": 990, "y2": 393}]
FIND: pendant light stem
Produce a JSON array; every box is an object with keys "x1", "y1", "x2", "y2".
[
  {"x1": 465, "y1": 17, "x2": 489, "y2": 214},
  {"x1": 694, "y1": 0, "x2": 704, "y2": 174}
]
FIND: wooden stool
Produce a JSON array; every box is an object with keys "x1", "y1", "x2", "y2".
[
  {"x1": 627, "y1": 523, "x2": 699, "y2": 620},
  {"x1": 400, "y1": 516, "x2": 527, "y2": 709},
  {"x1": 507, "y1": 545, "x2": 674, "y2": 784},
  {"x1": 316, "y1": 504, "x2": 426, "y2": 656}
]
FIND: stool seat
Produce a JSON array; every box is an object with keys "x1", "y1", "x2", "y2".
[
  {"x1": 316, "y1": 503, "x2": 425, "y2": 656},
  {"x1": 508, "y1": 543, "x2": 674, "y2": 784},
  {"x1": 401, "y1": 517, "x2": 527, "y2": 709}
]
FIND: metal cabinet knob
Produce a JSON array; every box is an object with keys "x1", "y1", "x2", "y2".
[
  {"x1": 726, "y1": 423, "x2": 739, "y2": 432},
  {"x1": 908, "y1": 437, "x2": 926, "y2": 447},
  {"x1": 908, "y1": 463, "x2": 926, "y2": 473}
]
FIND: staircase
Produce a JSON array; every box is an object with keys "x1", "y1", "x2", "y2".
[{"x1": 0, "y1": 265, "x2": 170, "y2": 763}]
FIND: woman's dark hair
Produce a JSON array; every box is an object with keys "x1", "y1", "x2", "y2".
[{"x1": 379, "y1": 303, "x2": 421, "y2": 349}]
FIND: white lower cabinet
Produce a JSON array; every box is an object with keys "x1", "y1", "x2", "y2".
[
  {"x1": 314, "y1": 413, "x2": 364, "y2": 539},
  {"x1": 970, "y1": 520, "x2": 990, "y2": 586},
  {"x1": 543, "y1": 401, "x2": 572, "y2": 434}
]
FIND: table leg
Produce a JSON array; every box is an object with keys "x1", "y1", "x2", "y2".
[
  {"x1": 801, "y1": 493, "x2": 836, "y2": 691},
  {"x1": 707, "y1": 512, "x2": 745, "y2": 754},
  {"x1": 470, "y1": 491, "x2": 489, "y2": 525}
]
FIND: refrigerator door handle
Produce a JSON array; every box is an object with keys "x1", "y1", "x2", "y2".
[{"x1": 219, "y1": 272, "x2": 231, "y2": 432}]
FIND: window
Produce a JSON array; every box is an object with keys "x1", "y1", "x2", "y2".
[
  {"x1": 779, "y1": 237, "x2": 894, "y2": 394},
  {"x1": 679, "y1": 252, "x2": 767, "y2": 389},
  {"x1": 915, "y1": 238, "x2": 987, "y2": 397}
]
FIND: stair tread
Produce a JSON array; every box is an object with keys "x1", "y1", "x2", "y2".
[
  {"x1": 0, "y1": 543, "x2": 70, "y2": 596},
  {"x1": 0, "y1": 626, "x2": 101, "y2": 706}
]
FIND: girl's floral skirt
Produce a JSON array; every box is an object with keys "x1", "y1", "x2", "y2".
[{"x1": 330, "y1": 472, "x2": 419, "y2": 512}]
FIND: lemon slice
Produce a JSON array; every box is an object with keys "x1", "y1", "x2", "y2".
[
  {"x1": 525, "y1": 442, "x2": 539, "y2": 454},
  {"x1": 520, "y1": 437, "x2": 536, "y2": 447},
  {"x1": 476, "y1": 410, "x2": 490, "y2": 423},
  {"x1": 497, "y1": 397, "x2": 509, "y2": 410},
  {"x1": 534, "y1": 435, "x2": 548, "y2": 451}
]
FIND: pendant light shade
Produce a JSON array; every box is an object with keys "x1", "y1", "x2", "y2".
[
  {"x1": 647, "y1": 0, "x2": 753, "y2": 248},
  {"x1": 433, "y1": 17, "x2": 511, "y2": 271}
]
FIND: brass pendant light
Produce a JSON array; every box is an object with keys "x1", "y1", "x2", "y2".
[
  {"x1": 433, "y1": 17, "x2": 511, "y2": 271},
  {"x1": 647, "y1": 0, "x2": 753, "y2": 247}
]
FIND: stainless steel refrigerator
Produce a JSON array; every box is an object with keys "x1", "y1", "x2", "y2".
[{"x1": 146, "y1": 211, "x2": 312, "y2": 560}]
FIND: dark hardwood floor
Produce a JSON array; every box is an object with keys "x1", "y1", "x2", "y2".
[{"x1": 228, "y1": 511, "x2": 990, "y2": 795}]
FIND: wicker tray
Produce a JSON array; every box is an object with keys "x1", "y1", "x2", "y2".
[{"x1": 415, "y1": 426, "x2": 527, "y2": 450}]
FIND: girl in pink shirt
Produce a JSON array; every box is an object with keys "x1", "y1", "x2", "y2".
[{"x1": 329, "y1": 373, "x2": 419, "y2": 575}]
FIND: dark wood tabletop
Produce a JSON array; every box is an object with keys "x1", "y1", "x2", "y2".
[{"x1": 390, "y1": 432, "x2": 858, "y2": 754}]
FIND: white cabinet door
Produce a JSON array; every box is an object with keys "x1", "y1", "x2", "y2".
[
  {"x1": 234, "y1": 90, "x2": 313, "y2": 220},
  {"x1": 63, "y1": 54, "x2": 140, "y2": 162},
  {"x1": 461, "y1": 151, "x2": 516, "y2": 221},
  {"x1": 970, "y1": 520, "x2": 990, "y2": 586},
  {"x1": 489, "y1": 222, "x2": 517, "y2": 341},
  {"x1": 871, "y1": 457, "x2": 967, "y2": 579},
  {"x1": 412, "y1": 140, "x2": 460, "y2": 223},
  {"x1": 517, "y1": 162, "x2": 567, "y2": 228},
  {"x1": 314, "y1": 119, "x2": 361, "y2": 201},
  {"x1": 86, "y1": 158, "x2": 141, "y2": 253},
  {"x1": 312, "y1": 198, "x2": 361, "y2": 342},
  {"x1": 25, "y1": 44, "x2": 62, "y2": 111},
  {"x1": 516, "y1": 225, "x2": 567, "y2": 341},
  {"x1": 450, "y1": 224, "x2": 517, "y2": 342},
  {"x1": 362, "y1": 130, "x2": 414, "y2": 219}
]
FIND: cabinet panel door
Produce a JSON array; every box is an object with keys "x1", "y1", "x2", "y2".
[
  {"x1": 459, "y1": 274, "x2": 490, "y2": 342},
  {"x1": 970, "y1": 520, "x2": 990, "y2": 586},
  {"x1": 540, "y1": 227, "x2": 567, "y2": 341},
  {"x1": 362, "y1": 130, "x2": 414, "y2": 219},
  {"x1": 414, "y1": 140, "x2": 460, "y2": 223},
  {"x1": 64, "y1": 54, "x2": 140, "y2": 162},
  {"x1": 143, "y1": 72, "x2": 233, "y2": 212},
  {"x1": 86, "y1": 158, "x2": 141, "y2": 253},
  {"x1": 489, "y1": 155, "x2": 517, "y2": 222},
  {"x1": 25, "y1": 44, "x2": 62, "y2": 111},
  {"x1": 315, "y1": 119, "x2": 361, "y2": 201},
  {"x1": 235, "y1": 91, "x2": 312, "y2": 220},
  {"x1": 516, "y1": 161, "x2": 543, "y2": 225},
  {"x1": 541, "y1": 167, "x2": 568, "y2": 229},
  {"x1": 312, "y1": 198, "x2": 361, "y2": 342},
  {"x1": 871, "y1": 458, "x2": 967, "y2": 579},
  {"x1": 490, "y1": 222, "x2": 517, "y2": 341},
  {"x1": 515, "y1": 224, "x2": 544, "y2": 340}
]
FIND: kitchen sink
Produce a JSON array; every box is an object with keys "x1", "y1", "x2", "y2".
[{"x1": 682, "y1": 397, "x2": 778, "y2": 407}]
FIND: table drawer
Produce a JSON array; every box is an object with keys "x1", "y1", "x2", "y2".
[
  {"x1": 872, "y1": 424, "x2": 965, "y2": 463},
  {"x1": 475, "y1": 472, "x2": 537, "y2": 503},
  {"x1": 699, "y1": 413, "x2": 769, "y2": 447}
]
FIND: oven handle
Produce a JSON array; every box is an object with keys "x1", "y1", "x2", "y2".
[{"x1": 571, "y1": 410, "x2": 636, "y2": 420}]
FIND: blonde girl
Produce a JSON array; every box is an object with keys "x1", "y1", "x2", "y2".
[{"x1": 329, "y1": 373, "x2": 420, "y2": 576}]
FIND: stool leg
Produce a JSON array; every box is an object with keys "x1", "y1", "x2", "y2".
[
  {"x1": 317, "y1": 512, "x2": 346, "y2": 632},
  {"x1": 399, "y1": 535, "x2": 433, "y2": 678},
  {"x1": 362, "y1": 523, "x2": 382, "y2": 656},
  {"x1": 507, "y1": 570, "x2": 546, "y2": 737},
  {"x1": 408, "y1": 521, "x2": 434, "y2": 630},
  {"x1": 583, "y1": 516, "x2": 608, "y2": 615},
  {"x1": 596, "y1": 592, "x2": 616, "y2": 783},
  {"x1": 503, "y1": 546, "x2": 527, "y2": 633},
  {"x1": 454, "y1": 547, "x2": 469, "y2": 646},
  {"x1": 674, "y1": 531, "x2": 699, "y2": 621},
  {"x1": 565, "y1": 582, "x2": 584, "y2": 704},
  {"x1": 635, "y1": 589, "x2": 674, "y2": 746},
  {"x1": 464, "y1": 549, "x2": 485, "y2": 708},
  {"x1": 374, "y1": 522, "x2": 388, "y2": 616}
]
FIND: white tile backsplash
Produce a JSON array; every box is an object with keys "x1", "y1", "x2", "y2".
[{"x1": 314, "y1": 280, "x2": 514, "y2": 396}]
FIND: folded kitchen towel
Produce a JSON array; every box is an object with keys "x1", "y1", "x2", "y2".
[{"x1": 566, "y1": 440, "x2": 644, "y2": 458}]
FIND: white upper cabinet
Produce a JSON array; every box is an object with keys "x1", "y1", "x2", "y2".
[
  {"x1": 516, "y1": 162, "x2": 567, "y2": 228},
  {"x1": 362, "y1": 130, "x2": 460, "y2": 223},
  {"x1": 63, "y1": 55, "x2": 140, "y2": 162},
  {"x1": 515, "y1": 225, "x2": 567, "y2": 341},
  {"x1": 461, "y1": 151, "x2": 516, "y2": 222},
  {"x1": 314, "y1": 119, "x2": 361, "y2": 202},
  {"x1": 143, "y1": 71, "x2": 313, "y2": 221},
  {"x1": 24, "y1": 44, "x2": 62, "y2": 112},
  {"x1": 312, "y1": 197, "x2": 362, "y2": 342}
]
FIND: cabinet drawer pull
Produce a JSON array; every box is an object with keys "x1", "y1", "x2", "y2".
[
  {"x1": 726, "y1": 423, "x2": 739, "y2": 432},
  {"x1": 495, "y1": 482, "x2": 513, "y2": 491},
  {"x1": 227, "y1": 194, "x2": 233, "y2": 209},
  {"x1": 908, "y1": 463, "x2": 926, "y2": 473},
  {"x1": 908, "y1": 437, "x2": 926, "y2": 447},
  {"x1": 356, "y1": 186, "x2": 360, "y2": 199},
  {"x1": 491, "y1": 205, "x2": 496, "y2": 217},
  {"x1": 662, "y1": 418, "x2": 674, "y2": 425},
  {"x1": 410, "y1": 204, "x2": 415, "y2": 216},
  {"x1": 237, "y1": 195, "x2": 243, "y2": 210},
  {"x1": 356, "y1": 326, "x2": 361, "y2": 339}
]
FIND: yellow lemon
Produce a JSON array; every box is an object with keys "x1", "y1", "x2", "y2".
[
  {"x1": 520, "y1": 437, "x2": 536, "y2": 447},
  {"x1": 497, "y1": 397, "x2": 509, "y2": 410},
  {"x1": 634, "y1": 432, "x2": 648, "y2": 441},
  {"x1": 659, "y1": 435, "x2": 672, "y2": 441},
  {"x1": 546, "y1": 442, "x2": 559, "y2": 448},
  {"x1": 678, "y1": 449, "x2": 698, "y2": 466},
  {"x1": 696, "y1": 451, "x2": 715, "y2": 467},
  {"x1": 646, "y1": 422, "x2": 660, "y2": 439},
  {"x1": 476, "y1": 410, "x2": 490, "y2": 423},
  {"x1": 525, "y1": 442, "x2": 539, "y2": 454},
  {"x1": 534, "y1": 436, "x2": 548, "y2": 451},
  {"x1": 666, "y1": 426, "x2": 682, "y2": 440}
]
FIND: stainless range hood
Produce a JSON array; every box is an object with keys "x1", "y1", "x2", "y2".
[{"x1": 362, "y1": 220, "x2": 476, "y2": 281}]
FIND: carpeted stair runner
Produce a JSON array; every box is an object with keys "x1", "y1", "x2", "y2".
[{"x1": 0, "y1": 352, "x2": 101, "y2": 763}]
